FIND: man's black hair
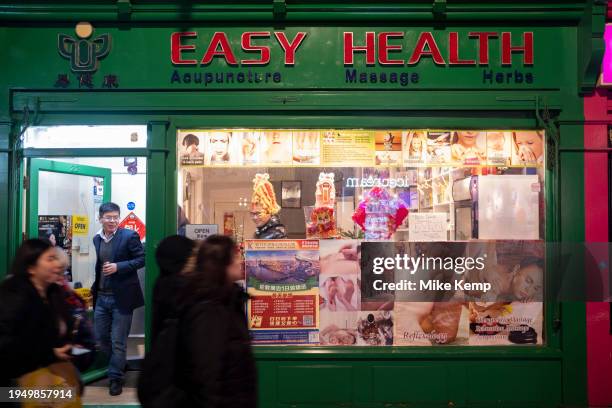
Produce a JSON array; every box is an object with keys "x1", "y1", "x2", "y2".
[{"x1": 99, "y1": 202, "x2": 121, "y2": 218}]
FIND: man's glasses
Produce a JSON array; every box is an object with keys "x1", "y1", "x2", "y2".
[{"x1": 101, "y1": 216, "x2": 120, "y2": 222}]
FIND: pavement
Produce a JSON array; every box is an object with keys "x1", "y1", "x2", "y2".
[{"x1": 83, "y1": 370, "x2": 140, "y2": 407}]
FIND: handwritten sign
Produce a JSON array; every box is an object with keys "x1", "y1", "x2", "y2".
[{"x1": 408, "y1": 212, "x2": 448, "y2": 241}]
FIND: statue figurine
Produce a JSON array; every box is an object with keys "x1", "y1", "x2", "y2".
[
  {"x1": 307, "y1": 173, "x2": 338, "y2": 239},
  {"x1": 352, "y1": 187, "x2": 408, "y2": 240},
  {"x1": 250, "y1": 173, "x2": 287, "y2": 240}
]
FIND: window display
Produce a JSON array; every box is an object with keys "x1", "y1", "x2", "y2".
[{"x1": 177, "y1": 128, "x2": 545, "y2": 346}]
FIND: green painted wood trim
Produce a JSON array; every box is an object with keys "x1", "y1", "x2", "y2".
[
  {"x1": 578, "y1": 1, "x2": 606, "y2": 94},
  {"x1": 0, "y1": 123, "x2": 9, "y2": 277},
  {"x1": 81, "y1": 367, "x2": 107, "y2": 384},
  {"x1": 0, "y1": 156, "x2": 8, "y2": 274},
  {"x1": 165, "y1": 122, "x2": 178, "y2": 243},
  {"x1": 22, "y1": 148, "x2": 150, "y2": 158},
  {"x1": 253, "y1": 346, "x2": 565, "y2": 360},
  {"x1": 556, "y1": 122, "x2": 588, "y2": 406},
  {"x1": 8, "y1": 123, "x2": 24, "y2": 278},
  {"x1": 144, "y1": 121, "x2": 169, "y2": 352},
  {"x1": 26, "y1": 158, "x2": 112, "y2": 238},
  {"x1": 0, "y1": 2, "x2": 589, "y2": 23},
  {"x1": 11, "y1": 91, "x2": 566, "y2": 113}
]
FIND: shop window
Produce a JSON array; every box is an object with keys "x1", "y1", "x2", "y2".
[
  {"x1": 24, "y1": 125, "x2": 147, "y2": 148},
  {"x1": 177, "y1": 129, "x2": 545, "y2": 347}
]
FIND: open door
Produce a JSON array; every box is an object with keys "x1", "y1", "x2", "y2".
[
  {"x1": 26, "y1": 158, "x2": 112, "y2": 381},
  {"x1": 27, "y1": 158, "x2": 112, "y2": 283}
]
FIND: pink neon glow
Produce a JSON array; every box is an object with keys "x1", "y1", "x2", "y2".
[{"x1": 603, "y1": 24, "x2": 612, "y2": 84}]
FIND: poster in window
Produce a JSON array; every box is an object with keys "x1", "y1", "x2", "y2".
[
  {"x1": 511, "y1": 130, "x2": 545, "y2": 166},
  {"x1": 38, "y1": 215, "x2": 72, "y2": 281},
  {"x1": 178, "y1": 131, "x2": 205, "y2": 166},
  {"x1": 402, "y1": 130, "x2": 429, "y2": 165},
  {"x1": 38, "y1": 215, "x2": 71, "y2": 249},
  {"x1": 319, "y1": 312, "x2": 359, "y2": 345},
  {"x1": 321, "y1": 130, "x2": 375, "y2": 166},
  {"x1": 450, "y1": 131, "x2": 486, "y2": 165},
  {"x1": 292, "y1": 131, "x2": 321, "y2": 164},
  {"x1": 241, "y1": 131, "x2": 262, "y2": 165},
  {"x1": 262, "y1": 131, "x2": 293, "y2": 164},
  {"x1": 245, "y1": 239, "x2": 320, "y2": 344},
  {"x1": 461, "y1": 240, "x2": 544, "y2": 345},
  {"x1": 425, "y1": 131, "x2": 452, "y2": 164},
  {"x1": 205, "y1": 130, "x2": 240, "y2": 165},
  {"x1": 393, "y1": 301, "x2": 469, "y2": 346},
  {"x1": 486, "y1": 131, "x2": 512, "y2": 166},
  {"x1": 374, "y1": 130, "x2": 402, "y2": 166},
  {"x1": 281, "y1": 181, "x2": 301, "y2": 208}
]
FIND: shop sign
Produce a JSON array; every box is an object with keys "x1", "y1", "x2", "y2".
[
  {"x1": 185, "y1": 224, "x2": 218, "y2": 241},
  {"x1": 56, "y1": 22, "x2": 120, "y2": 89},
  {"x1": 171, "y1": 31, "x2": 533, "y2": 67},
  {"x1": 170, "y1": 30, "x2": 535, "y2": 88},
  {"x1": 345, "y1": 176, "x2": 413, "y2": 189},
  {"x1": 58, "y1": 22, "x2": 111, "y2": 73},
  {"x1": 42, "y1": 26, "x2": 555, "y2": 90},
  {"x1": 119, "y1": 211, "x2": 146, "y2": 241},
  {"x1": 602, "y1": 24, "x2": 612, "y2": 86},
  {"x1": 72, "y1": 215, "x2": 89, "y2": 236}
]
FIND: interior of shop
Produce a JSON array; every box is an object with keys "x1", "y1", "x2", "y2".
[
  {"x1": 23, "y1": 125, "x2": 148, "y2": 358},
  {"x1": 178, "y1": 129, "x2": 546, "y2": 347}
]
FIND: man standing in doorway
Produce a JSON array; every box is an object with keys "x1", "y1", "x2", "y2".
[{"x1": 92, "y1": 202, "x2": 145, "y2": 396}]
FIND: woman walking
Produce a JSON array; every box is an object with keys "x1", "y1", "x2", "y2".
[
  {"x1": 178, "y1": 235, "x2": 257, "y2": 407},
  {"x1": 0, "y1": 239, "x2": 76, "y2": 387}
]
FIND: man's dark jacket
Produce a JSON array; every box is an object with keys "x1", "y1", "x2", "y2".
[{"x1": 92, "y1": 228, "x2": 145, "y2": 313}]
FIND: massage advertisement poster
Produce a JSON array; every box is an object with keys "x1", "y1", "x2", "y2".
[
  {"x1": 292, "y1": 131, "x2": 322, "y2": 165},
  {"x1": 178, "y1": 129, "x2": 545, "y2": 168},
  {"x1": 467, "y1": 240, "x2": 544, "y2": 345},
  {"x1": 321, "y1": 130, "x2": 376, "y2": 167},
  {"x1": 374, "y1": 131, "x2": 402, "y2": 167},
  {"x1": 245, "y1": 239, "x2": 320, "y2": 344},
  {"x1": 486, "y1": 131, "x2": 513, "y2": 166},
  {"x1": 319, "y1": 240, "x2": 394, "y2": 346},
  {"x1": 315, "y1": 239, "x2": 543, "y2": 347}
]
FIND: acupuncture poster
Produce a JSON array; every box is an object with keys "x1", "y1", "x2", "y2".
[
  {"x1": 321, "y1": 130, "x2": 375, "y2": 166},
  {"x1": 245, "y1": 239, "x2": 320, "y2": 344}
]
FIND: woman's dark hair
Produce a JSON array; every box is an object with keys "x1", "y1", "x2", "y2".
[
  {"x1": 10, "y1": 238, "x2": 54, "y2": 277},
  {"x1": 184, "y1": 235, "x2": 237, "y2": 302},
  {"x1": 182, "y1": 133, "x2": 200, "y2": 147},
  {"x1": 155, "y1": 235, "x2": 195, "y2": 277}
]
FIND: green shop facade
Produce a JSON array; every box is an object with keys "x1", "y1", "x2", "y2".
[{"x1": 0, "y1": 2, "x2": 605, "y2": 407}]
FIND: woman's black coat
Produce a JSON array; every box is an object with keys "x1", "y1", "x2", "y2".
[
  {"x1": 0, "y1": 275, "x2": 71, "y2": 385},
  {"x1": 177, "y1": 284, "x2": 257, "y2": 408}
]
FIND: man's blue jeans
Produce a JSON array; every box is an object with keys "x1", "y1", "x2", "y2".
[{"x1": 94, "y1": 294, "x2": 133, "y2": 381}]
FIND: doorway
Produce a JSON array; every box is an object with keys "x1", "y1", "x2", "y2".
[{"x1": 21, "y1": 125, "x2": 149, "y2": 383}]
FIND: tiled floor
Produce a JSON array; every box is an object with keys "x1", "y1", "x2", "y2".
[{"x1": 83, "y1": 371, "x2": 140, "y2": 407}]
